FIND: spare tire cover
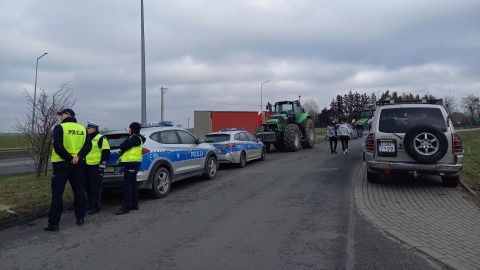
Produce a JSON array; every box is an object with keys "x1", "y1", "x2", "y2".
[{"x1": 403, "y1": 124, "x2": 448, "y2": 164}]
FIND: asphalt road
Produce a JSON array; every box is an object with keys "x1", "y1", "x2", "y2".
[{"x1": 0, "y1": 139, "x2": 446, "y2": 270}]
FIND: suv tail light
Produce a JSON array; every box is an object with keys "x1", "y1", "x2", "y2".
[
  {"x1": 365, "y1": 133, "x2": 375, "y2": 152},
  {"x1": 452, "y1": 133, "x2": 463, "y2": 154},
  {"x1": 142, "y1": 148, "x2": 150, "y2": 155}
]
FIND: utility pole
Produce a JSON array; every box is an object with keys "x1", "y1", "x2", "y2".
[{"x1": 160, "y1": 87, "x2": 169, "y2": 121}]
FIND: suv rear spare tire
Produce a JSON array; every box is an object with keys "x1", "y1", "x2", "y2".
[{"x1": 403, "y1": 124, "x2": 448, "y2": 164}]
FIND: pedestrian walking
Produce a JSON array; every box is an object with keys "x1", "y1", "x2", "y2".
[
  {"x1": 116, "y1": 122, "x2": 146, "y2": 215},
  {"x1": 337, "y1": 119, "x2": 350, "y2": 154},
  {"x1": 85, "y1": 121, "x2": 110, "y2": 215},
  {"x1": 44, "y1": 108, "x2": 92, "y2": 231},
  {"x1": 326, "y1": 119, "x2": 338, "y2": 154}
]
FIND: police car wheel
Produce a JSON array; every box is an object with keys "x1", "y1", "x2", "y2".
[
  {"x1": 149, "y1": 167, "x2": 171, "y2": 198},
  {"x1": 203, "y1": 156, "x2": 218, "y2": 180},
  {"x1": 237, "y1": 151, "x2": 247, "y2": 168},
  {"x1": 260, "y1": 147, "x2": 266, "y2": 161}
]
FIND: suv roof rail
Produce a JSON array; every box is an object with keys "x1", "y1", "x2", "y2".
[{"x1": 376, "y1": 98, "x2": 443, "y2": 106}]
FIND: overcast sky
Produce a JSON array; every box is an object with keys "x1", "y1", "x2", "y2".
[{"x1": 1, "y1": 0, "x2": 479, "y2": 132}]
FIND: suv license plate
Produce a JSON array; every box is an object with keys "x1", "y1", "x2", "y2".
[{"x1": 377, "y1": 139, "x2": 397, "y2": 157}]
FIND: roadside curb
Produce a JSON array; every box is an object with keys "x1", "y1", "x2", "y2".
[{"x1": 460, "y1": 178, "x2": 479, "y2": 199}]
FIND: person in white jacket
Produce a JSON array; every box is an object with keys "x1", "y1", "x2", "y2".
[{"x1": 337, "y1": 119, "x2": 350, "y2": 154}]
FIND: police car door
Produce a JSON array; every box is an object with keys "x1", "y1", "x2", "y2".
[
  {"x1": 244, "y1": 131, "x2": 261, "y2": 159},
  {"x1": 158, "y1": 130, "x2": 188, "y2": 175},
  {"x1": 176, "y1": 130, "x2": 206, "y2": 173}
]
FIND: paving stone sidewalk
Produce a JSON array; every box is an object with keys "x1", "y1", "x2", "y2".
[{"x1": 354, "y1": 162, "x2": 480, "y2": 270}]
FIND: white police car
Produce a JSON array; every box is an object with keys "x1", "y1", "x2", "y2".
[
  {"x1": 203, "y1": 128, "x2": 266, "y2": 168},
  {"x1": 102, "y1": 121, "x2": 219, "y2": 198}
]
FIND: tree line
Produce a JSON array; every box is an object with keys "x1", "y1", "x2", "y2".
[{"x1": 303, "y1": 91, "x2": 480, "y2": 128}]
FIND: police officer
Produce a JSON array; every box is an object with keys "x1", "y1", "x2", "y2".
[
  {"x1": 85, "y1": 121, "x2": 110, "y2": 214},
  {"x1": 44, "y1": 108, "x2": 92, "y2": 231},
  {"x1": 116, "y1": 122, "x2": 146, "y2": 215}
]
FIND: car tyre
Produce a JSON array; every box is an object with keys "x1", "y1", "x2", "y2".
[
  {"x1": 260, "y1": 147, "x2": 266, "y2": 161},
  {"x1": 237, "y1": 151, "x2": 247, "y2": 168},
  {"x1": 441, "y1": 175, "x2": 459, "y2": 188},
  {"x1": 149, "y1": 167, "x2": 171, "y2": 198},
  {"x1": 203, "y1": 155, "x2": 218, "y2": 180},
  {"x1": 367, "y1": 170, "x2": 380, "y2": 183},
  {"x1": 403, "y1": 124, "x2": 448, "y2": 164}
]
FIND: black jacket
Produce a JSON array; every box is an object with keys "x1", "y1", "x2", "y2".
[
  {"x1": 119, "y1": 133, "x2": 147, "y2": 166},
  {"x1": 51, "y1": 116, "x2": 92, "y2": 168}
]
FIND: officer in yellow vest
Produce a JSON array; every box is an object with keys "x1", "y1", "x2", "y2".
[
  {"x1": 44, "y1": 108, "x2": 92, "y2": 231},
  {"x1": 85, "y1": 121, "x2": 110, "y2": 214},
  {"x1": 116, "y1": 122, "x2": 146, "y2": 215}
]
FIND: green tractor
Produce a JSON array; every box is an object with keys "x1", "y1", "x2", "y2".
[
  {"x1": 254, "y1": 100, "x2": 315, "y2": 152},
  {"x1": 355, "y1": 107, "x2": 376, "y2": 137}
]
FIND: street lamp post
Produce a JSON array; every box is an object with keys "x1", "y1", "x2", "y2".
[
  {"x1": 260, "y1": 80, "x2": 271, "y2": 124},
  {"x1": 140, "y1": 0, "x2": 147, "y2": 123},
  {"x1": 160, "y1": 87, "x2": 169, "y2": 121},
  {"x1": 32, "y1": 52, "x2": 48, "y2": 133}
]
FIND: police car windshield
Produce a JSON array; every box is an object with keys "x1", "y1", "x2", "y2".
[{"x1": 204, "y1": 134, "x2": 231, "y2": 143}]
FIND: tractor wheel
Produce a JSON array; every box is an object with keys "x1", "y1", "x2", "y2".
[
  {"x1": 284, "y1": 123, "x2": 301, "y2": 152},
  {"x1": 301, "y1": 118, "x2": 315, "y2": 148},
  {"x1": 254, "y1": 126, "x2": 264, "y2": 135}
]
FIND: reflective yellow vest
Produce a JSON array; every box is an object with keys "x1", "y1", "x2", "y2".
[
  {"x1": 51, "y1": 122, "x2": 87, "y2": 163},
  {"x1": 120, "y1": 135, "x2": 143, "y2": 162},
  {"x1": 86, "y1": 134, "x2": 110, "y2": 165}
]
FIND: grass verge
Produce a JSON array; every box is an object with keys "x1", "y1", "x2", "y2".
[
  {"x1": 0, "y1": 171, "x2": 74, "y2": 230},
  {"x1": 458, "y1": 130, "x2": 480, "y2": 194}
]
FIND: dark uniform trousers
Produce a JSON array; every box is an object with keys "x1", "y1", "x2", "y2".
[
  {"x1": 121, "y1": 163, "x2": 141, "y2": 209},
  {"x1": 85, "y1": 165, "x2": 103, "y2": 210},
  {"x1": 48, "y1": 165, "x2": 87, "y2": 225}
]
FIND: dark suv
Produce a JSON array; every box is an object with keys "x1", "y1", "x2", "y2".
[{"x1": 364, "y1": 99, "x2": 464, "y2": 187}]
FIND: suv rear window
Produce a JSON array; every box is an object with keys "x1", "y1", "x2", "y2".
[
  {"x1": 379, "y1": 107, "x2": 447, "y2": 133},
  {"x1": 204, "y1": 134, "x2": 231, "y2": 143},
  {"x1": 104, "y1": 133, "x2": 130, "y2": 149}
]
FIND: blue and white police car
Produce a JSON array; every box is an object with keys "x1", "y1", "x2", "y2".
[
  {"x1": 102, "y1": 121, "x2": 218, "y2": 198},
  {"x1": 203, "y1": 128, "x2": 266, "y2": 168}
]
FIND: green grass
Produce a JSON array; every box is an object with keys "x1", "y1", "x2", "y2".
[
  {"x1": 0, "y1": 171, "x2": 74, "y2": 228},
  {"x1": 0, "y1": 135, "x2": 24, "y2": 149},
  {"x1": 458, "y1": 130, "x2": 480, "y2": 193}
]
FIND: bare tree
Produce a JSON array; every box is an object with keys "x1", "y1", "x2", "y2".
[
  {"x1": 461, "y1": 94, "x2": 480, "y2": 125},
  {"x1": 303, "y1": 98, "x2": 319, "y2": 126},
  {"x1": 443, "y1": 95, "x2": 458, "y2": 115},
  {"x1": 14, "y1": 82, "x2": 76, "y2": 177}
]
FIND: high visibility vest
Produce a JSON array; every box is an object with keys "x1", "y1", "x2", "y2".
[
  {"x1": 86, "y1": 134, "x2": 110, "y2": 165},
  {"x1": 51, "y1": 122, "x2": 87, "y2": 163},
  {"x1": 120, "y1": 135, "x2": 143, "y2": 163}
]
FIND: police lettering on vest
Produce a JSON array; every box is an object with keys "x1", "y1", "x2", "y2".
[{"x1": 51, "y1": 123, "x2": 87, "y2": 163}]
